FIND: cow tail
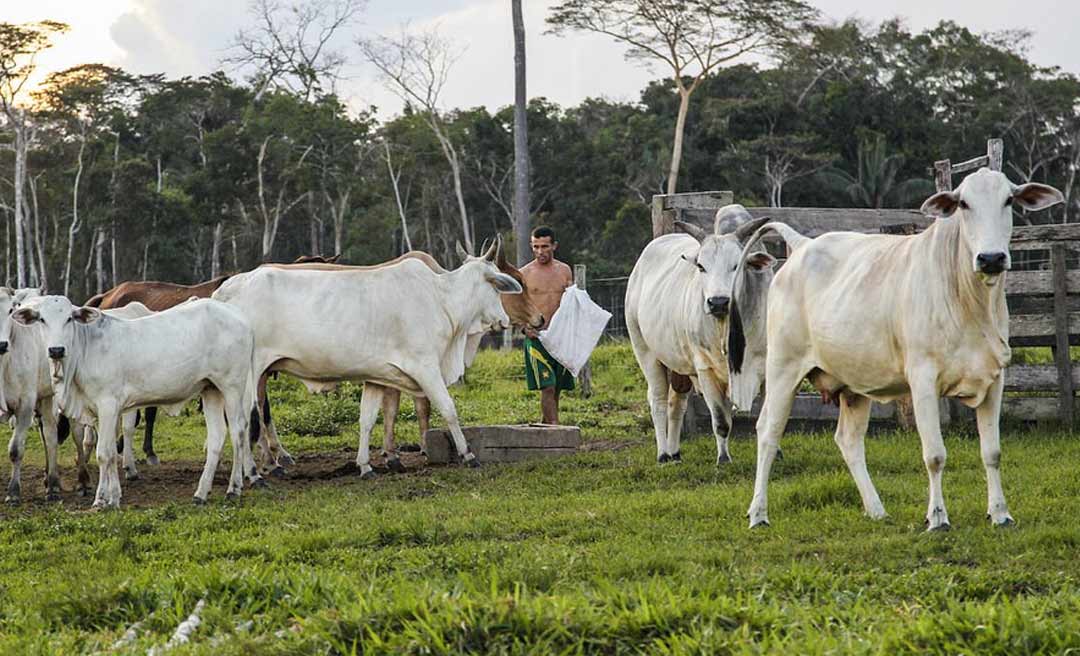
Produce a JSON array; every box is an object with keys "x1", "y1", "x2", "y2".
[
  {"x1": 247, "y1": 346, "x2": 261, "y2": 449},
  {"x1": 728, "y1": 298, "x2": 746, "y2": 375},
  {"x1": 56, "y1": 414, "x2": 71, "y2": 446}
]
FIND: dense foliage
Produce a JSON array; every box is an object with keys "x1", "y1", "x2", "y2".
[{"x1": 3, "y1": 17, "x2": 1080, "y2": 293}]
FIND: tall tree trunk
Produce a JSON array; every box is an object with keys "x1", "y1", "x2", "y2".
[
  {"x1": 83, "y1": 230, "x2": 97, "y2": 300},
  {"x1": 4, "y1": 211, "x2": 10, "y2": 286},
  {"x1": 384, "y1": 140, "x2": 412, "y2": 252},
  {"x1": 64, "y1": 140, "x2": 86, "y2": 297},
  {"x1": 211, "y1": 222, "x2": 223, "y2": 278},
  {"x1": 94, "y1": 229, "x2": 106, "y2": 294},
  {"x1": 29, "y1": 173, "x2": 48, "y2": 292},
  {"x1": 108, "y1": 131, "x2": 121, "y2": 289},
  {"x1": 666, "y1": 87, "x2": 692, "y2": 196},
  {"x1": 13, "y1": 120, "x2": 28, "y2": 287},
  {"x1": 308, "y1": 193, "x2": 320, "y2": 255},
  {"x1": 429, "y1": 118, "x2": 472, "y2": 253},
  {"x1": 512, "y1": 0, "x2": 531, "y2": 266}
]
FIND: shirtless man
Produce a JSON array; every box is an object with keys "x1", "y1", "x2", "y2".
[{"x1": 520, "y1": 226, "x2": 575, "y2": 424}]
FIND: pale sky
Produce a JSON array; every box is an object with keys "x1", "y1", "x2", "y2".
[{"x1": 5, "y1": 0, "x2": 1080, "y2": 118}]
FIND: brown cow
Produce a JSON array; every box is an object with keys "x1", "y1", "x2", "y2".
[{"x1": 253, "y1": 249, "x2": 545, "y2": 474}]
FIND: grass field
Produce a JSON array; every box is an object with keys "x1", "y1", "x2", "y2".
[{"x1": 1, "y1": 341, "x2": 1079, "y2": 654}]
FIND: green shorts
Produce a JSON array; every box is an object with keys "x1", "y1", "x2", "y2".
[{"x1": 524, "y1": 337, "x2": 575, "y2": 391}]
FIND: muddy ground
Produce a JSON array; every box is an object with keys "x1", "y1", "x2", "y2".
[{"x1": 1, "y1": 441, "x2": 633, "y2": 516}]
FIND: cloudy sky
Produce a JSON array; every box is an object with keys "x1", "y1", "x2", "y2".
[{"x1": 7, "y1": 0, "x2": 1080, "y2": 118}]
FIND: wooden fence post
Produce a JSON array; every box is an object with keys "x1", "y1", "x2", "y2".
[
  {"x1": 987, "y1": 138, "x2": 1004, "y2": 172},
  {"x1": 1052, "y1": 244, "x2": 1074, "y2": 428},
  {"x1": 574, "y1": 264, "x2": 593, "y2": 397}
]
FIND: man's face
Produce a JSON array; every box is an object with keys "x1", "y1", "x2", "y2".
[{"x1": 531, "y1": 236, "x2": 556, "y2": 264}]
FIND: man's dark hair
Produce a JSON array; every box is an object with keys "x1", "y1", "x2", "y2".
[{"x1": 532, "y1": 226, "x2": 556, "y2": 242}]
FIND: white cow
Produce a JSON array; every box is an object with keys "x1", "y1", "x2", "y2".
[
  {"x1": 742, "y1": 168, "x2": 1064, "y2": 530},
  {"x1": 212, "y1": 239, "x2": 522, "y2": 477},
  {"x1": 13, "y1": 296, "x2": 260, "y2": 508},
  {"x1": 625, "y1": 209, "x2": 774, "y2": 464},
  {"x1": 0, "y1": 287, "x2": 64, "y2": 503}
]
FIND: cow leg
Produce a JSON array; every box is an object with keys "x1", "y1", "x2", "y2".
[
  {"x1": 142, "y1": 406, "x2": 159, "y2": 465},
  {"x1": 222, "y1": 391, "x2": 249, "y2": 499},
  {"x1": 638, "y1": 357, "x2": 671, "y2": 463},
  {"x1": 37, "y1": 402, "x2": 62, "y2": 501},
  {"x1": 665, "y1": 386, "x2": 689, "y2": 463},
  {"x1": 413, "y1": 373, "x2": 476, "y2": 467},
  {"x1": 380, "y1": 386, "x2": 406, "y2": 473},
  {"x1": 5, "y1": 407, "x2": 34, "y2": 504},
  {"x1": 73, "y1": 422, "x2": 91, "y2": 497},
  {"x1": 833, "y1": 393, "x2": 885, "y2": 519},
  {"x1": 194, "y1": 390, "x2": 228, "y2": 504},
  {"x1": 256, "y1": 377, "x2": 294, "y2": 472},
  {"x1": 909, "y1": 371, "x2": 950, "y2": 531},
  {"x1": 355, "y1": 384, "x2": 384, "y2": 479},
  {"x1": 121, "y1": 411, "x2": 139, "y2": 481},
  {"x1": 747, "y1": 362, "x2": 803, "y2": 528},
  {"x1": 93, "y1": 403, "x2": 123, "y2": 509},
  {"x1": 698, "y1": 373, "x2": 733, "y2": 465},
  {"x1": 976, "y1": 374, "x2": 1013, "y2": 527},
  {"x1": 416, "y1": 396, "x2": 431, "y2": 456}
]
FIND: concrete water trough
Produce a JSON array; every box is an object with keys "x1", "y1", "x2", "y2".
[{"x1": 423, "y1": 424, "x2": 582, "y2": 464}]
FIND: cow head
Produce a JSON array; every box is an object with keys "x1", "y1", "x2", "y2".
[
  {"x1": 921, "y1": 168, "x2": 1063, "y2": 282},
  {"x1": 495, "y1": 248, "x2": 545, "y2": 330},
  {"x1": 675, "y1": 216, "x2": 774, "y2": 319},
  {"x1": 0, "y1": 287, "x2": 43, "y2": 356},
  {"x1": 12, "y1": 296, "x2": 101, "y2": 367},
  {"x1": 455, "y1": 237, "x2": 523, "y2": 332}
]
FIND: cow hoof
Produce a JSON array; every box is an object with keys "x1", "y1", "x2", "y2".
[
  {"x1": 46, "y1": 491, "x2": 62, "y2": 503},
  {"x1": 775, "y1": 449, "x2": 784, "y2": 461},
  {"x1": 464, "y1": 455, "x2": 480, "y2": 469},
  {"x1": 5, "y1": 495, "x2": 20, "y2": 505},
  {"x1": 360, "y1": 469, "x2": 377, "y2": 481},
  {"x1": 251, "y1": 478, "x2": 270, "y2": 490},
  {"x1": 192, "y1": 496, "x2": 208, "y2": 506},
  {"x1": 386, "y1": 456, "x2": 405, "y2": 473},
  {"x1": 146, "y1": 454, "x2": 160, "y2": 466},
  {"x1": 670, "y1": 451, "x2": 682, "y2": 463},
  {"x1": 125, "y1": 471, "x2": 140, "y2": 482},
  {"x1": 78, "y1": 487, "x2": 90, "y2": 498},
  {"x1": 993, "y1": 516, "x2": 1016, "y2": 528},
  {"x1": 269, "y1": 466, "x2": 287, "y2": 479},
  {"x1": 225, "y1": 491, "x2": 240, "y2": 501},
  {"x1": 716, "y1": 453, "x2": 732, "y2": 465},
  {"x1": 657, "y1": 453, "x2": 670, "y2": 464},
  {"x1": 750, "y1": 519, "x2": 771, "y2": 529},
  {"x1": 927, "y1": 522, "x2": 951, "y2": 533},
  {"x1": 278, "y1": 453, "x2": 296, "y2": 466}
]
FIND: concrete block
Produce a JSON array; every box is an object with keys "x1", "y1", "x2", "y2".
[{"x1": 423, "y1": 424, "x2": 582, "y2": 464}]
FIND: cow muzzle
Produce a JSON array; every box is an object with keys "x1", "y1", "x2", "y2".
[
  {"x1": 0, "y1": 341, "x2": 7, "y2": 355},
  {"x1": 706, "y1": 296, "x2": 730, "y2": 318},
  {"x1": 48, "y1": 346, "x2": 65, "y2": 360},
  {"x1": 975, "y1": 251, "x2": 1008, "y2": 276}
]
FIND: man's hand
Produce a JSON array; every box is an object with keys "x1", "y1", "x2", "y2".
[{"x1": 525, "y1": 327, "x2": 540, "y2": 339}]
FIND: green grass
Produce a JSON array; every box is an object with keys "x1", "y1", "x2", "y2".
[{"x1": 1, "y1": 341, "x2": 1079, "y2": 654}]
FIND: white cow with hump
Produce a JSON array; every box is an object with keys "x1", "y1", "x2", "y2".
[
  {"x1": 0, "y1": 287, "x2": 65, "y2": 503},
  {"x1": 625, "y1": 205, "x2": 775, "y2": 464},
  {"x1": 13, "y1": 296, "x2": 261, "y2": 508},
  {"x1": 741, "y1": 168, "x2": 1064, "y2": 530},
  {"x1": 211, "y1": 239, "x2": 523, "y2": 477}
]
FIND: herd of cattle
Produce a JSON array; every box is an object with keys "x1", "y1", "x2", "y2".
[
  {"x1": 0, "y1": 238, "x2": 541, "y2": 508},
  {"x1": 0, "y1": 168, "x2": 1067, "y2": 531}
]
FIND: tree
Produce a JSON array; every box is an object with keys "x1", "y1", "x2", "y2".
[
  {"x1": 546, "y1": 0, "x2": 816, "y2": 197},
  {"x1": 0, "y1": 20, "x2": 68, "y2": 286},
  {"x1": 819, "y1": 130, "x2": 934, "y2": 209},
  {"x1": 226, "y1": 0, "x2": 365, "y2": 102},
  {"x1": 512, "y1": 0, "x2": 531, "y2": 266},
  {"x1": 359, "y1": 27, "x2": 474, "y2": 253}
]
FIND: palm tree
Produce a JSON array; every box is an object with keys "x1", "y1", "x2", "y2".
[{"x1": 820, "y1": 130, "x2": 934, "y2": 208}]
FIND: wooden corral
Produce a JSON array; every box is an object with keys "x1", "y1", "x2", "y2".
[
  {"x1": 650, "y1": 138, "x2": 1080, "y2": 428},
  {"x1": 424, "y1": 424, "x2": 582, "y2": 463}
]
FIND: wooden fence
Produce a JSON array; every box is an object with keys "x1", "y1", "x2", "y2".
[{"x1": 650, "y1": 138, "x2": 1079, "y2": 428}]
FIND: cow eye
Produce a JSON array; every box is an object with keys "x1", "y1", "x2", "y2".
[
  {"x1": 959, "y1": 199, "x2": 969, "y2": 210},
  {"x1": 1004, "y1": 197, "x2": 1013, "y2": 207},
  {"x1": 695, "y1": 262, "x2": 706, "y2": 273}
]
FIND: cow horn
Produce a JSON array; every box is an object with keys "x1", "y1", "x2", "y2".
[
  {"x1": 482, "y1": 236, "x2": 499, "y2": 262},
  {"x1": 673, "y1": 220, "x2": 707, "y2": 243},
  {"x1": 455, "y1": 240, "x2": 470, "y2": 263},
  {"x1": 735, "y1": 216, "x2": 771, "y2": 244}
]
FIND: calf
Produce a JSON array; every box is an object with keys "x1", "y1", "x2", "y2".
[{"x1": 14, "y1": 296, "x2": 261, "y2": 507}]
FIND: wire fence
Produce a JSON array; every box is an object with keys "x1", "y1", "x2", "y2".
[{"x1": 590, "y1": 276, "x2": 630, "y2": 339}]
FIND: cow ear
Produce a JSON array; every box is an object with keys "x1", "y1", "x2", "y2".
[
  {"x1": 745, "y1": 251, "x2": 775, "y2": 271},
  {"x1": 455, "y1": 240, "x2": 470, "y2": 263},
  {"x1": 673, "y1": 220, "x2": 707, "y2": 242},
  {"x1": 487, "y1": 271, "x2": 522, "y2": 294},
  {"x1": 72, "y1": 307, "x2": 102, "y2": 324},
  {"x1": 920, "y1": 190, "x2": 960, "y2": 218},
  {"x1": 1012, "y1": 183, "x2": 1064, "y2": 212},
  {"x1": 12, "y1": 307, "x2": 39, "y2": 325}
]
